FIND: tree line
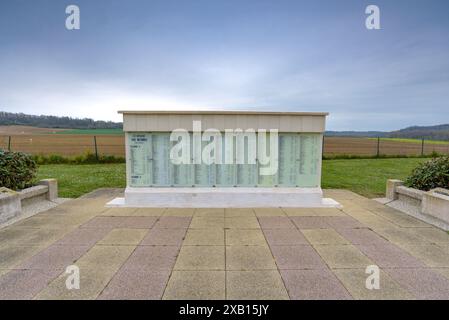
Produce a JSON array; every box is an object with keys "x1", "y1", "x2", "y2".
[{"x1": 0, "y1": 111, "x2": 122, "y2": 129}]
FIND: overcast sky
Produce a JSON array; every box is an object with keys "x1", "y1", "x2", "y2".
[{"x1": 0, "y1": 0, "x2": 448, "y2": 130}]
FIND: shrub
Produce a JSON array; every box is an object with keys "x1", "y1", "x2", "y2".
[
  {"x1": 0, "y1": 150, "x2": 37, "y2": 190},
  {"x1": 30, "y1": 152, "x2": 125, "y2": 165},
  {"x1": 405, "y1": 156, "x2": 449, "y2": 191}
]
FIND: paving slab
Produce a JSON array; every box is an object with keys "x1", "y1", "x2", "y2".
[
  {"x1": 226, "y1": 229, "x2": 267, "y2": 246},
  {"x1": 311, "y1": 208, "x2": 346, "y2": 216},
  {"x1": 194, "y1": 208, "x2": 225, "y2": 217},
  {"x1": 370, "y1": 208, "x2": 430, "y2": 228},
  {"x1": 0, "y1": 227, "x2": 38, "y2": 244},
  {"x1": 353, "y1": 216, "x2": 395, "y2": 229},
  {"x1": 313, "y1": 245, "x2": 373, "y2": 269},
  {"x1": 120, "y1": 217, "x2": 158, "y2": 229},
  {"x1": 0, "y1": 245, "x2": 45, "y2": 270},
  {"x1": 75, "y1": 245, "x2": 135, "y2": 270},
  {"x1": 270, "y1": 245, "x2": 327, "y2": 270},
  {"x1": 333, "y1": 268, "x2": 414, "y2": 300},
  {"x1": 357, "y1": 244, "x2": 426, "y2": 268},
  {"x1": 140, "y1": 228, "x2": 187, "y2": 246},
  {"x1": 226, "y1": 245, "x2": 276, "y2": 270},
  {"x1": 163, "y1": 208, "x2": 195, "y2": 217},
  {"x1": 121, "y1": 246, "x2": 180, "y2": 271},
  {"x1": 373, "y1": 227, "x2": 428, "y2": 246},
  {"x1": 35, "y1": 267, "x2": 115, "y2": 300},
  {"x1": 254, "y1": 208, "x2": 286, "y2": 217},
  {"x1": 399, "y1": 244, "x2": 449, "y2": 267},
  {"x1": 225, "y1": 208, "x2": 255, "y2": 217},
  {"x1": 282, "y1": 208, "x2": 316, "y2": 217},
  {"x1": 226, "y1": 270, "x2": 289, "y2": 300},
  {"x1": 97, "y1": 228, "x2": 148, "y2": 245},
  {"x1": 18, "y1": 244, "x2": 90, "y2": 271},
  {"x1": 183, "y1": 228, "x2": 225, "y2": 246},
  {"x1": 101, "y1": 207, "x2": 138, "y2": 217},
  {"x1": 98, "y1": 269, "x2": 170, "y2": 300},
  {"x1": 385, "y1": 268, "x2": 449, "y2": 299},
  {"x1": 80, "y1": 216, "x2": 124, "y2": 229},
  {"x1": 257, "y1": 217, "x2": 295, "y2": 229},
  {"x1": 153, "y1": 216, "x2": 192, "y2": 229},
  {"x1": 163, "y1": 271, "x2": 225, "y2": 300},
  {"x1": 133, "y1": 208, "x2": 165, "y2": 216},
  {"x1": 0, "y1": 269, "x2": 56, "y2": 300},
  {"x1": 13, "y1": 215, "x2": 89, "y2": 229},
  {"x1": 13, "y1": 228, "x2": 73, "y2": 246},
  {"x1": 189, "y1": 216, "x2": 224, "y2": 229},
  {"x1": 174, "y1": 246, "x2": 225, "y2": 270},
  {"x1": 433, "y1": 268, "x2": 449, "y2": 281},
  {"x1": 408, "y1": 227, "x2": 449, "y2": 244},
  {"x1": 54, "y1": 227, "x2": 111, "y2": 246},
  {"x1": 323, "y1": 216, "x2": 365, "y2": 230},
  {"x1": 262, "y1": 228, "x2": 309, "y2": 246},
  {"x1": 335, "y1": 228, "x2": 388, "y2": 246},
  {"x1": 225, "y1": 216, "x2": 260, "y2": 229},
  {"x1": 302, "y1": 229, "x2": 350, "y2": 245},
  {"x1": 290, "y1": 216, "x2": 330, "y2": 229},
  {"x1": 280, "y1": 269, "x2": 352, "y2": 300}
]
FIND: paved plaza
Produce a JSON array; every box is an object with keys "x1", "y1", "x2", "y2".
[{"x1": 1, "y1": 189, "x2": 449, "y2": 300}]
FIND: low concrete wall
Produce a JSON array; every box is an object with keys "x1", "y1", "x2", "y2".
[
  {"x1": 0, "y1": 179, "x2": 58, "y2": 224},
  {"x1": 386, "y1": 179, "x2": 449, "y2": 230},
  {"x1": 0, "y1": 188, "x2": 21, "y2": 224}
]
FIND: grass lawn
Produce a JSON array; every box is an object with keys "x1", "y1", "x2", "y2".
[
  {"x1": 36, "y1": 158, "x2": 430, "y2": 199},
  {"x1": 321, "y1": 158, "x2": 428, "y2": 197},
  {"x1": 36, "y1": 163, "x2": 126, "y2": 198}
]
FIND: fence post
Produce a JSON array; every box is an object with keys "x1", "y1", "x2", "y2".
[
  {"x1": 421, "y1": 138, "x2": 424, "y2": 156},
  {"x1": 8, "y1": 136, "x2": 11, "y2": 151},
  {"x1": 93, "y1": 136, "x2": 99, "y2": 161},
  {"x1": 376, "y1": 137, "x2": 380, "y2": 157}
]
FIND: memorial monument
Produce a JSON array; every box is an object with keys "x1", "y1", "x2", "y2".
[{"x1": 108, "y1": 110, "x2": 340, "y2": 208}]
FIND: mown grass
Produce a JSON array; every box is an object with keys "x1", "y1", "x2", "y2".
[
  {"x1": 36, "y1": 163, "x2": 126, "y2": 198},
  {"x1": 321, "y1": 158, "x2": 428, "y2": 198},
  {"x1": 36, "y1": 158, "x2": 430, "y2": 199}
]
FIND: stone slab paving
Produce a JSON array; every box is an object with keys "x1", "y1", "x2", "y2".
[{"x1": 1, "y1": 188, "x2": 449, "y2": 299}]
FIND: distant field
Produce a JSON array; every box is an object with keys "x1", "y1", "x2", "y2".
[
  {"x1": 324, "y1": 136, "x2": 449, "y2": 156},
  {"x1": 368, "y1": 137, "x2": 449, "y2": 145},
  {"x1": 36, "y1": 158, "x2": 429, "y2": 198},
  {"x1": 55, "y1": 128, "x2": 123, "y2": 135},
  {"x1": 1, "y1": 127, "x2": 449, "y2": 157},
  {"x1": 0, "y1": 125, "x2": 66, "y2": 135}
]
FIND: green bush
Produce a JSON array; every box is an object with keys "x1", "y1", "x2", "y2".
[
  {"x1": 405, "y1": 156, "x2": 449, "y2": 191},
  {"x1": 0, "y1": 150, "x2": 37, "y2": 190}
]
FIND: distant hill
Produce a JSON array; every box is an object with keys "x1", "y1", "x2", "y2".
[
  {"x1": 326, "y1": 124, "x2": 449, "y2": 141},
  {"x1": 1, "y1": 110, "x2": 448, "y2": 141},
  {"x1": 0, "y1": 111, "x2": 122, "y2": 129},
  {"x1": 389, "y1": 124, "x2": 449, "y2": 140}
]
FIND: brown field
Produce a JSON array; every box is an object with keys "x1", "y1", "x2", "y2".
[
  {"x1": 0, "y1": 134, "x2": 125, "y2": 156},
  {"x1": 324, "y1": 137, "x2": 449, "y2": 156},
  {"x1": 0, "y1": 133, "x2": 448, "y2": 157},
  {"x1": 0, "y1": 125, "x2": 67, "y2": 135}
]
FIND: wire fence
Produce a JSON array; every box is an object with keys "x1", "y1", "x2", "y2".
[{"x1": 0, "y1": 135, "x2": 448, "y2": 158}]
